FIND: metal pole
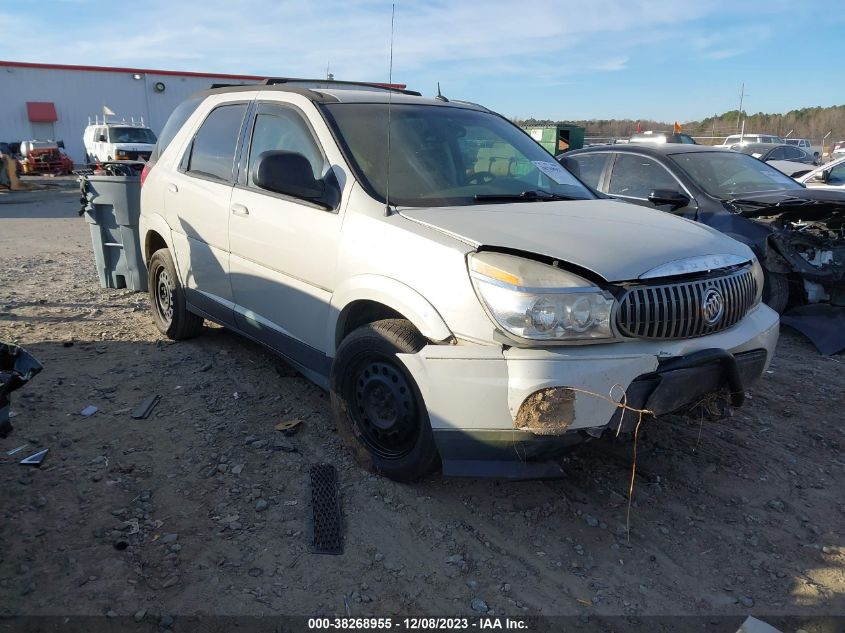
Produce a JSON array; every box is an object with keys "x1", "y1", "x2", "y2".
[{"x1": 736, "y1": 83, "x2": 744, "y2": 133}]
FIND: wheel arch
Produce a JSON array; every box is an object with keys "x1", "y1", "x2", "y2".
[
  {"x1": 140, "y1": 212, "x2": 172, "y2": 265},
  {"x1": 329, "y1": 275, "x2": 453, "y2": 354}
]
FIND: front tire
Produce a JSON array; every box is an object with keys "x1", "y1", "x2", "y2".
[
  {"x1": 330, "y1": 319, "x2": 439, "y2": 482},
  {"x1": 762, "y1": 270, "x2": 790, "y2": 314},
  {"x1": 148, "y1": 248, "x2": 203, "y2": 339}
]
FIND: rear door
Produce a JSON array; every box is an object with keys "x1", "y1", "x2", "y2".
[
  {"x1": 227, "y1": 101, "x2": 341, "y2": 372},
  {"x1": 164, "y1": 101, "x2": 250, "y2": 324}
]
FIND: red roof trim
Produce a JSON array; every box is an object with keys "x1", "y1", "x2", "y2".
[
  {"x1": 26, "y1": 101, "x2": 58, "y2": 122},
  {"x1": 1, "y1": 59, "x2": 266, "y2": 81},
  {"x1": 0, "y1": 60, "x2": 407, "y2": 89}
]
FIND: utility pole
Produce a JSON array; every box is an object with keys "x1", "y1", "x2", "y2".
[
  {"x1": 736, "y1": 83, "x2": 746, "y2": 133},
  {"x1": 822, "y1": 131, "x2": 832, "y2": 163}
]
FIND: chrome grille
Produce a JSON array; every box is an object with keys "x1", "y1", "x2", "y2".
[{"x1": 616, "y1": 266, "x2": 757, "y2": 340}]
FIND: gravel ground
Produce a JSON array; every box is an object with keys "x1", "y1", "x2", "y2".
[{"x1": 1, "y1": 178, "x2": 843, "y2": 626}]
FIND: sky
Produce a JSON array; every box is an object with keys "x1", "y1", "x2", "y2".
[{"x1": 2, "y1": 0, "x2": 844, "y2": 122}]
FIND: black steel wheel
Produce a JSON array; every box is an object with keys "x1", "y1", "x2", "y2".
[
  {"x1": 147, "y1": 248, "x2": 203, "y2": 339},
  {"x1": 350, "y1": 357, "x2": 419, "y2": 459},
  {"x1": 331, "y1": 319, "x2": 439, "y2": 481}
]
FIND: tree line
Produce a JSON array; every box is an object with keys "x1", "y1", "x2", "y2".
[{"x1": 515, "y1": 104, "x2": 845, "y2": 143}]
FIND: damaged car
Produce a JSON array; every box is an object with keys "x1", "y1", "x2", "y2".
[
  {"x1": 560, "y1": 144, "x2": 845, "y2": 312},
  {"x1": 139, "y1": 81, "x2": 779, "y2": 481}
]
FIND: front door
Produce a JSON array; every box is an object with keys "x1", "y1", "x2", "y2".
[
  {"x1": 604, "y1": 153, "x2": 698, "y2": 219},
  {"x1": 228, "y1": 102, "x2": 341, "y2": 374}
]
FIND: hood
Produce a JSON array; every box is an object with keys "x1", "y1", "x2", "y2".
[
  {"x1": 399, "y1": 199, "x2": 752, "y2": 282},
  {"x1": 728, "y1": 188, "x2": 845, "y2": 224}
]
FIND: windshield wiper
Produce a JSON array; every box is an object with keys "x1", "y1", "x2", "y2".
[{"x1": 474, "y1": 190, "x2": 577, "y2": 203}]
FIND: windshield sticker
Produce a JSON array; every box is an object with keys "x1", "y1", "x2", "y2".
[{"x1": 532, "y1": 160, "x2": 570, "y2": 184}]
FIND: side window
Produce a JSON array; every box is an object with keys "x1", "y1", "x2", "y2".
[
  {"x1": 766, "y1": 147, "x2": 786, "y2": 160},
  {"x1": 186, "y1": 103, "x2": 247, "y2": 182},
  {"x1": 828, "y1": 163, "x2": 845, "y2": 185},
  {"x1": 247, "y1": 106, "x2": 325, "y2": 183},
  {"x1": 608, "y1": 154, "x2": 679, "y2": 199},
  {"x1": 562, "y1": 154, "x2": 610, "y2": 190}
]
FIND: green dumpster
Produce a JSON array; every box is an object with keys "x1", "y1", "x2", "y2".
[{"x1": 522, "y1": 124, "x2": 585, "y2": 155}]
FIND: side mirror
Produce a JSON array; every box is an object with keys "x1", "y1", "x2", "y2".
[
  {"x1": 57, "y1": 140, "x2": 65, "y2": 149},
  {"x1": 648, "y1": 189, "x2": 690, "y2": 210},
  {"x1": 253, "y1": 150, "x2": 331, "y2": 204},
  {"x1": 813, "y1": 169, "x2": 830, "y2": 183}
]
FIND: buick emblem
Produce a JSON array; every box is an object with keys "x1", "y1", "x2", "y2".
[{"x1": 702, "y1": 287, "x2": 725, "y2": 326}]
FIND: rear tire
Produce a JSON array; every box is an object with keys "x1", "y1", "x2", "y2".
[
  {"x1": 330, "y1": 319, "x2": 439, "y2": 482},
  {"x1": 762, "y1": 270, "x2": 790, "y2": 314},
  {"x1": 148, "y1": 248, "x2": 203, "y2": 339}
]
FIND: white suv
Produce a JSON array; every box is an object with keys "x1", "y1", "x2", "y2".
[
  {"x1": 139, "y1": 80, "x2": 779, "y2": 481},
  {"x1": 715, "y1": 133, "x2": 784, "y2": 148}
]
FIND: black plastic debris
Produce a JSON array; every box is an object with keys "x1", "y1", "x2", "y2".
[
  {"x1": 131, "y1": 394, "x2": 161, "y2": 420},
  {"x1": 0, "y1": 343, "x2": 43, "y2": 438},
  {"x1": 307, "y1": 464, "x2": 343, "y2": 555},
  {"x1": 781, "y1": 304, "x2": 845, "y2": 355},
  {"x1": 19, "y1": 448, "x2": 49, "y2": 466}
]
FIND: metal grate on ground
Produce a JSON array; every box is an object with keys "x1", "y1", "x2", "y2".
[{"x1": 307, "y1": 464, "x2": 343, "y2": 555}]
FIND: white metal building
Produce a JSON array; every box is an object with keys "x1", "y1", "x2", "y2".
[{"x1": 0, "y1": 60, "x2": 264, "y2": 163}]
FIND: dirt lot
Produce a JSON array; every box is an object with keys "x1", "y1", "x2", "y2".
[{"x1": 1, "y1": 179, "x2": 843, "y2": 626}]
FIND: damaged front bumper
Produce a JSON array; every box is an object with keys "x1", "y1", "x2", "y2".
[
  {"x1": 398, "y1": 303, "x2": 779, "y2": 478},
  {"x1": 768, "y1": 230, "x2": 845, "y2": 302}
]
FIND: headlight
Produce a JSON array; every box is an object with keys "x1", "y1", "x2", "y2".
[
  {"x1": 468, "y1": 252, "x2": 615, "y2": 341},
  {"x1": 751, "y1": 257, "x2": 764, "y2": 307}
]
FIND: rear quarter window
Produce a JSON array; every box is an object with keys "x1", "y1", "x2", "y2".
[{"x1": 149, "y1": 96, "x2": 203, "y2": 163}]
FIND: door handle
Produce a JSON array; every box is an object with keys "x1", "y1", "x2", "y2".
[
  {"x1": 167, "y1": 183, "x2": 178, "y2": 193},
  {"x1": 231, "y1": 204, "x2": 249, "y2": 217}
]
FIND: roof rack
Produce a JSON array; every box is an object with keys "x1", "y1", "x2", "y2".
[
  {"x1": 261, "y1": 77, "x2": 419, "y2": 95},
  {"x1": 210, "y1": 77, "x2": 419, "y2": 96},
  {"x1": 87, "y1": 115, "x2": 148, "y2": 127}
]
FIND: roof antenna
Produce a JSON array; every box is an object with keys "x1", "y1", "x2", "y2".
[
  {"x1": 384, "y1": 3, "x2": 395, "y2": 216},
  {"x1": 435, "y1": 81, "x2": 449, "y2": 102}
]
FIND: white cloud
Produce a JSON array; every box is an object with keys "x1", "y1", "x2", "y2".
[
  {"x1": 0, "y1": 0, "x2": 818, "y2": 98},
  {"x1": 593, "y1": 57, "x2": 629, "y2": 72}
]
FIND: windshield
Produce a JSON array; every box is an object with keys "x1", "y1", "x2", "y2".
[
  {"x1": 321, "y1": 103, "x2": 593, "y2": 207},
  {"x1": 669, "y1": 151, "x2": 803, "y2": 199},
  {"x1": 108, "y1": 127, "x2": 157, "y2": 144}
]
